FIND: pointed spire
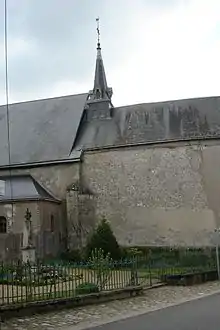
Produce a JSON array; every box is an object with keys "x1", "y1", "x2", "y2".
[{"x1": 88, "y1": 18, "x2": 113, "y2": 103}]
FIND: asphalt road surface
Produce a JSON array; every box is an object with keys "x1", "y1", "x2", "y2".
[{"x1": 86, "y1": 292, "x2": 220, "y2": 330}]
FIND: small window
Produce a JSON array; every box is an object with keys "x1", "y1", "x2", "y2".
[
  {"x1": 50, "y1": 215, "x2": 54, "y2": 232},
  {"x1": 0, "y1": 217, "x2": 7, "y2": 233}
]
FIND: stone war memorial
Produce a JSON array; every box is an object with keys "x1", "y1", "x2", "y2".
[
  {"x1": 21, "y1": 208, "x2": 36, "y2": 264},
  {"x1": 0, "y1": 20, "x2": 220, "y2": 262}
]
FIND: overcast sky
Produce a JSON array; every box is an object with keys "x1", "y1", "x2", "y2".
[{"x1": 0, "y1": 0, "x2": 219, "y2": 107}]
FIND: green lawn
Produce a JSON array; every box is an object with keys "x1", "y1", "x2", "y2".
[{"x1": 137, "y1": 265, "x2": 216, "y2": 280}]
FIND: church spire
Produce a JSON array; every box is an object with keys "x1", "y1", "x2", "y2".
[
  {"x1": 92, "y1": 18, "x2": 112, "y2": 100},
  {"x1": 86, "y1": 18, "x2": 113, "y2": 119}
]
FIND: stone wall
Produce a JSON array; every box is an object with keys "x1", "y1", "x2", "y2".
[
  {"x1": 0, "y1": 162, "x2": 80, "y2": 256},
  {"x1": 66, "y1": 187, "x2": 96, "y2": 250},
  {"x1": 81, "y1": 141, "x2": 220, "y2": 247},
  {"x1": 37, "y1": 201, "x2": 64, "y2": 259},
  {"x1": 0, "y1": 202, "x2": 39, "y2": 261},
  {"x1": 3, "y1": 141, "x2": 220, "y2": 249},
  {"x1": 0, "y1": 200, "x2": 64, "y2": 261},
  {"x1": 0, "y1": 162, "x2": 80, "y2": 200}
]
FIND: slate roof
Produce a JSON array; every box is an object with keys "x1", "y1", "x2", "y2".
[
  {"x1": 0, "y1": 174, "x2": 60, "y2": 202},
  {"x1": 75, "y1": 96, "x2": 220, "y2": 149},
  {"x1": 0, "y1": 93, "x2": 87, "y2": 166},
  {"x1": 1, "y1": 91, "x2": 220, "y2": 168},
  {"x1": 88, "y1": 43, "x2": 112, "y2": 101},
  {"x1": 93, "y1": 45, "x2": 108, "y2": 97},
  {"x1": 1, "y1": 35, "x2": 220, "y2": 167}
]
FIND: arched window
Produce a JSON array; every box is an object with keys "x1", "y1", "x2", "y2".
[{"x1": 0, "y1": 217, "x2": 7, "y2": 233}]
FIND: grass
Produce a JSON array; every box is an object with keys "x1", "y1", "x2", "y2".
[
  {"x1": 0, "y1": 268, "x2": 132, "y2": 306},
  {"x1": 137, "y1": 265, "x2": 216, "y2": 280}
]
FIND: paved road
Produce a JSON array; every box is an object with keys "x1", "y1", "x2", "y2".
[{"x1": 86, "y1": 292, "x2": 220, "y2": 330}]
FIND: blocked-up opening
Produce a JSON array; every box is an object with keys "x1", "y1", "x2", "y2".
[
  {"x1": 0, "y1": 217, "x2": 7, "y2": 233},
  {"x1": 50, "y1": 214, "x2": 55, "y2": 232}
]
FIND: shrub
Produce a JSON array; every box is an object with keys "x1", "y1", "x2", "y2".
[
  {"x1": 85, "y1": 217, "x2": 121, "y2": 260},
  {"x1": 88, "y1": 248, "x2": 113, "y2": 290},
  {"x1": 75, "y1": 282, "x2": 99, "y2": 295}
]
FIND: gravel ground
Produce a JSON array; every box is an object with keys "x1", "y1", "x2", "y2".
[{"x1": 1, "y1": 282, "x2": 220, "y2": 330}]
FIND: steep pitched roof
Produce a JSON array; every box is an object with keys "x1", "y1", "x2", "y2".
[
  {"x1": 0, "y1": 93, "x2": 87, "y2": 166},
  {"x1": 75, "y1": 96, "x2": 220, "y2": 149},
  {"x1": 89, "y1": 43, "x2": 112, "y2": 101},
  {"x1": 94, "y1": 45, "x2": 108, "y2": 96},
  {"x1": 0, "y1": 174, "x2": 60, "y2": 202},
  {"x1": 86, "y1": 40, "x2": 113, "y2": 116}
]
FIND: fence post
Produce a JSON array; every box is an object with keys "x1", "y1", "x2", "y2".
[
  {"x1": 216, "y1": 245, "x2": 220, "y2": 280},
  {"x1": 130, "y1": 256, "x2": 138, "y2": 286},
  {"x1": 214, "y1": 228, "x2": 220, "y2": 280},
  {"x1": 148, "y1": 257, "x2": 152, "y2": 287}
]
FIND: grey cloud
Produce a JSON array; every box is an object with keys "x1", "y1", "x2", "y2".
[
  {"x1": 0, "y1": 0, "x2": 184, "y2": 103},
  {"x1": 0, "y1": 0, "x2": 106, "y2": 99}
]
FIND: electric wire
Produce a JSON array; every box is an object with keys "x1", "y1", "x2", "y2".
[{"x1": 4, "y1": 0, "x2": 14, "y2": 226}]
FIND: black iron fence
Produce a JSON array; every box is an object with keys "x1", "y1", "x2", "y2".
[
  {"x1": 0, "y1": 260, "x2": 137, "y2": 306},
  {"x1": 0, "y1": 249, "x2": 218, "y2": 306}
]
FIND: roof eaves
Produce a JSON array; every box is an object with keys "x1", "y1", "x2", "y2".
[
  {"x1": 0, "y1": 197, "x2": 61, "y2": 204},
  {"x1": 115, "y1": 95, "x2": 220, "y2": 111},
  {"x1": 0, "y1": 173, "x2": 31, "y2": 180},
  {"x1": 83, "y1": 135, "x2": 220, "y2": 153},
  {"x1": 0, "y1": 156, "x2": 81, "y2": 170}
]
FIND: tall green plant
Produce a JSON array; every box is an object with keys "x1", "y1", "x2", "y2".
[
  {"x1": 86, "y1": 217, "x2": 121, "y2": 260},
  {"x1": 88, "y1": 248, "x2": 113, "y2": 290}
]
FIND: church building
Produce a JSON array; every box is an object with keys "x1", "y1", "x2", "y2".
[{"x1": 0, "y1": 29, "x2": 220, "y2": 261}]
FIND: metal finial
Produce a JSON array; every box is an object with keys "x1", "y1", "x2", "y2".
[{"x1": 96, "y1": 17, "x2": 100, "y2": 47}]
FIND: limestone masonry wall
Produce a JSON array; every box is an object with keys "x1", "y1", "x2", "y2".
[
  {"x1": 0, "y1": 202, "x2": 39, "y2": 260},
  {"x1": 82, "y1": 141, "x2": 220, "y2": 246},
  {"x1": 2, "y1": 142, "x2": 220, "y2": 249},
  {"x1": 1, "y1": 163, "x2": 80, "y2": 200},
  {"x1": 0, "y1": 163, "x2": 80, "y2": 259}
]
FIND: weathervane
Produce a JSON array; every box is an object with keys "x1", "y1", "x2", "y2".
[{"x1": 96, "y1": 17, "x2": 100, "y2": 45}]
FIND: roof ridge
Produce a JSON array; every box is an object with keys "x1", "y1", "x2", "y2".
[
  {"x1": 115, "y1": 95, "x2": 220, "y2": 110},
  {"x1": 0, "y1": 92, "x2": 88, "y2": 108}
]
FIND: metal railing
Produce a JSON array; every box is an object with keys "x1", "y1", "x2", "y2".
[
  {"x1": 0, "y1": 260, "x2": 136, "y2": 306},
  {"x1": 0, "y1": 249, "x2": 217, "y2": 306}
]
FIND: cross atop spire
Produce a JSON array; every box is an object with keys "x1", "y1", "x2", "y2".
[{"x1": 96, "y1": 17, "x2": 100, "y2": 47}]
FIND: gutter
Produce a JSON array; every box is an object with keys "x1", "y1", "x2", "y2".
[
  {"x1": 0, "y1": 197, "x2": 61, "y2": 204},
  {"x1": 83, "y1": 135, "x2": 220, "y2": 153},
  {"x1": 0, "y1": 156, "x2": 81, "y2": 170},
  {"x1": 1, "y1": 136, "x2": 220, "y2": 170}
]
